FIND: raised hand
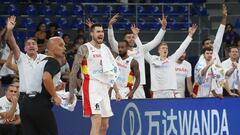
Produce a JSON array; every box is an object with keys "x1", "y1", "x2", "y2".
[
  {"x1": 85, "y1": 18, "x2": 94, "y2": 28},
  {"x1": 108, "y1": 13, "x2": 119, "y2": 26},
  {"x1": 6, "y1": 16, "x2": 16, "y2": 30},
  {"x1": 159, "y1": 15, "x2": 167, "y2": 30},
  {"x1": 131, "y1": 24, "x2": 140, "y2": 35},
  {"x1": 222, "y1": 4, "x2": 227, "y2": 18},
  {"x1": 188, "y1": 24, "x2": 198, "y2": 37}
]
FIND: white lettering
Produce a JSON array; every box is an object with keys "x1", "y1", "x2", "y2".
[
  {"x1": 202, "y1": 110, "x2": 210, "y2": 135},
  {"x1": 145, "y1": 111, "x2": 161, "y2": 135},
  {"x1": 178, "y1": 110, "x2": 192, "y2": 135},
  {"x1": 211, "y1": 109, "x2": 220, "y2": 135},
  {"x1": 220, "y1": 109, "x2": 229, "y2": 135},
  {"x1": 192, "y1": 110, "x2": 201, "y2": 135}
]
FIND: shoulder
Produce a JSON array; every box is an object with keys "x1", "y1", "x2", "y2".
[
  {"x1": 183, "y1": 60, "x2": 191, "y2": 66},
  {"x1": 38, "y1": 54, "x2": 47, "y2": 59},
  {"x1": 44, "y1": 57, "x2": 60, "y2": 67},
  {"x1": 131, "y1": 58, "x2": 139, "y2": 67},
  {"x1": 77, "y1": 44, "x2": 88, "y2": 54}
]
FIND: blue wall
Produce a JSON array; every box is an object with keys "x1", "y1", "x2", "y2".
[{"x1": 53, "y1": 98, "x2": 240, "y2": 135}]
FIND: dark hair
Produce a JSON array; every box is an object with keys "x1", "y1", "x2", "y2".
[
  {"x1": 123, "y1": 31, "x2": 133, "y2": 38},
  {"x1": 36, "y1": 22, "x2": 45, "y2": 32},
  {"x1": 49, "y1": 22, "x2": 58, "y2": 29},
  {"x1": 226, "y1": 23, "x2": 233, "y2": 29},
  {"x1": 228, "y1": 46, "x2": 238, "y2": 53},
  {"x1": 77, "y1": 28, "x2": 84, "y2": 33},
  {"x1": 202, "y1": 47, "x2": 213, "y2": 54},
  {"x1": 62, "y1": 34, "x2": 69, "y2": 39},
  {"x1": 118, "y1": 40, "x2": 129, "y2": 47},
  {"x1": 24, "y1": 37, "x2": 37, "y2": 45},
  {"x1": 202, "y1": 38, "x2": 211, "y2": 46},
  {"x1": 90, "y1": 24, "x2": 103, "y2": 32},
  {"x1": 74, "y1": 35, "x2": 86, "y2": 45}
]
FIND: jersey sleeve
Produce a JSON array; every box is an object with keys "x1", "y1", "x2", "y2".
[{"x1": 44, "y1": 58, "x2": 60, "y2": 77}]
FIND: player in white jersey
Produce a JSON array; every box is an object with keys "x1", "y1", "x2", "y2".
[
  {"x1": 195, "y1": 47, "x2": 238, "y2": 98},
  {"x1": 111, "y1": 40, "x2": 140, "y2": 99},
  {"x1": 108, "y1": 14, "x2": 167, "y2": 98},
  {"x1": 135, "y1": 24, "x2": 197, "y2": 98},
  {"x1": 69, "y1": 24, "x2": 120, "y2": 135},
  {"x1": 194, "y1": 4, "x2": 227, "y2": 84},
  {"x1": 222, "y1": 47, "x2": 240, "y2": 95},
  {"x1": 175, "y1": 52, "x2": 196, "y2": 98}
]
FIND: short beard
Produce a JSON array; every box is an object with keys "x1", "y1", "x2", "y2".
[{"x1": 119, "y1": 52, "x2": 127, "y2": 58}]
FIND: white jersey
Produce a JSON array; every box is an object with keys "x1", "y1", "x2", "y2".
[
  {"x1": 196, "y1": 63, "x2": 225, "y2": 97},
  {"x1": 0, "y1": 96, "x2": 20, "y2": 124},
  {"x1": 175, "y1": 60, "x2": 192, "y2": 92},
  {"x1": 81, "y1": 42, "x2": 119, "y2": 86},
  {"x1": 144, "y1": 36, "x2": 192, "y2": 91},
  {"x1": 108, "y1": 28, "x2": 166, "y2": 85},
  {"x1": 115, "y1": 56, "x2": 134, "y2": 89},
  {"x1": 222, "y1": 58, "x2": 239, "y2": 89}
]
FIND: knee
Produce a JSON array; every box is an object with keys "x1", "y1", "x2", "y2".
[{"x1": 101, "y1": 123, "x2": 109, "y2": 131}]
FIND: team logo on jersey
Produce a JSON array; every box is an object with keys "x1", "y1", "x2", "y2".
[{"x1": 95, "y1": 103, "x2": 100, "y2": 110}]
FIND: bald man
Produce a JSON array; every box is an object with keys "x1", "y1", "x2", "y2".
[{"x1": 20, "y1": 37, "x2": 65, "y2": 135}]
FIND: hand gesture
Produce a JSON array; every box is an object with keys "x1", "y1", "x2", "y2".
[
  {"x1": 131, "y1": 24, "x2": 140, "y2": 35},
  {"x1": 232, "y1": 62, "x2": 238, "y2": 69},
  {"x1": 109, "y1": 13, "x2": 119, "y2": 26},
  {"x1": 115, "y1": 92, "x2": 121, "y2": 101},
  {"x1": 68, "y1": 93, "x2": 75, "y2": 104},
  {"x1": 188, "y1": 24, "x2": 198, "y2": 37},
  {"x1": 10, "y1": 95, "x2": 18, "y2": 104},
  {"x1": 209, "y1": 57, "x2": 216, "y2": 66},
  {"x1": 53, "y1": 95, "x2": 61, "y2": 106},
  {"x1": 6, "y1": 16, "x2": 16, "y2": 30},
  {"x1": 126, "y1": 90, "x2": 134, "y2": 99},
  {"x1": 222, "y1": 4, "x2": 227, "y2": 18},
  {"x1": 85, "y1": 18, "x2": 94, "y2": 28},
  {"x1": 159, "y1": 15, "x2": 167, "y2": 30}
]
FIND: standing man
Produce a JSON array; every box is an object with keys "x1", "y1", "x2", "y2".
[
  {"x1": 222, "y1": 47, "x2": 240, "y2": 95},
  {"x1": 194, "y1": 4, "x2": 227, "y2": 83},
  {"x1": 0, "y1": 84, "x2": 20, "y2": 135},
  {"x1": 5, "y1": 16, "x2": 46, "y2": 105},
  {"x1": 136, "y1": 24, "x2": 197, "y2": 98},
  {"x1": 175, "y1": 52, "x2": 196, "y2": 98},
  {"x1": 108, "y1": 14, "x2": 167, "y2": 98},
  {"x1": 111, "y1": 40, "x2": 140, "y2": 99},
  {"x1": 69, "y1": 24, "x2": 120, "y2": 135},
  {"x1": 20, "y1": 37, "x2": 64, "y2": 135}
]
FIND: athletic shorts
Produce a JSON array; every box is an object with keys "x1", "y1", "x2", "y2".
[
  {"x1": 81, "y1": 79, "x2": 113, "y2": 118},
  {"x1": 111, "y1": 87, "x2": 130, "y2": 100},
  {"x1": 152, "y1": 90, "x2": 181, "y2": 98}
]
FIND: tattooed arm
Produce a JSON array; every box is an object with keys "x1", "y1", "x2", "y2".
[{"x1": 69, "y1": 45, "x2": 88, "y2": 95}]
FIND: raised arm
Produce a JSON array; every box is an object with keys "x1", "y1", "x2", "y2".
[
  {"x1": 69, "y1": 45, "x2": 88, "y2": 95},
  {"x1": 5, "y1": 16, "x2": 21, "y2": 60},
  {"x1": 171, "y1": 24, "x2": 197, "y2": 61},
  {"x1": 133, "y1": 15, "x2": 167, "y2": 53},
  {"x1": 126, "y1": 59, "x2": 140, "y2": 99},
  {"x1": 5, "y1": 51, "x2": 18, "y2": 72},
  {"x1": 213, "y1": 4, "x2": 227, "y2": 53},
  {"x1": 0, "y1": 27, "x2": 6, "y2": 42},
  {"x1": 108, "y1": 14, "x2": 119, "y2": 53},
  {"x1": 200, "y1": 58, "x2": 214, "y2": 76}
]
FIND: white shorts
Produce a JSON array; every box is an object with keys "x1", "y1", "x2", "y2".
[
  {"x1": 133, "y1": 85, "x2": 146, "y2": 99},
  {"x1": 81, "y1": 79, "x2": 113, "y2": 118},
  {"x1": 111, "y1": 87, "x2": 130, "y2": 100},
  {"x1": 152, "y1": 90, "x2": 181, "y2": 98}
]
